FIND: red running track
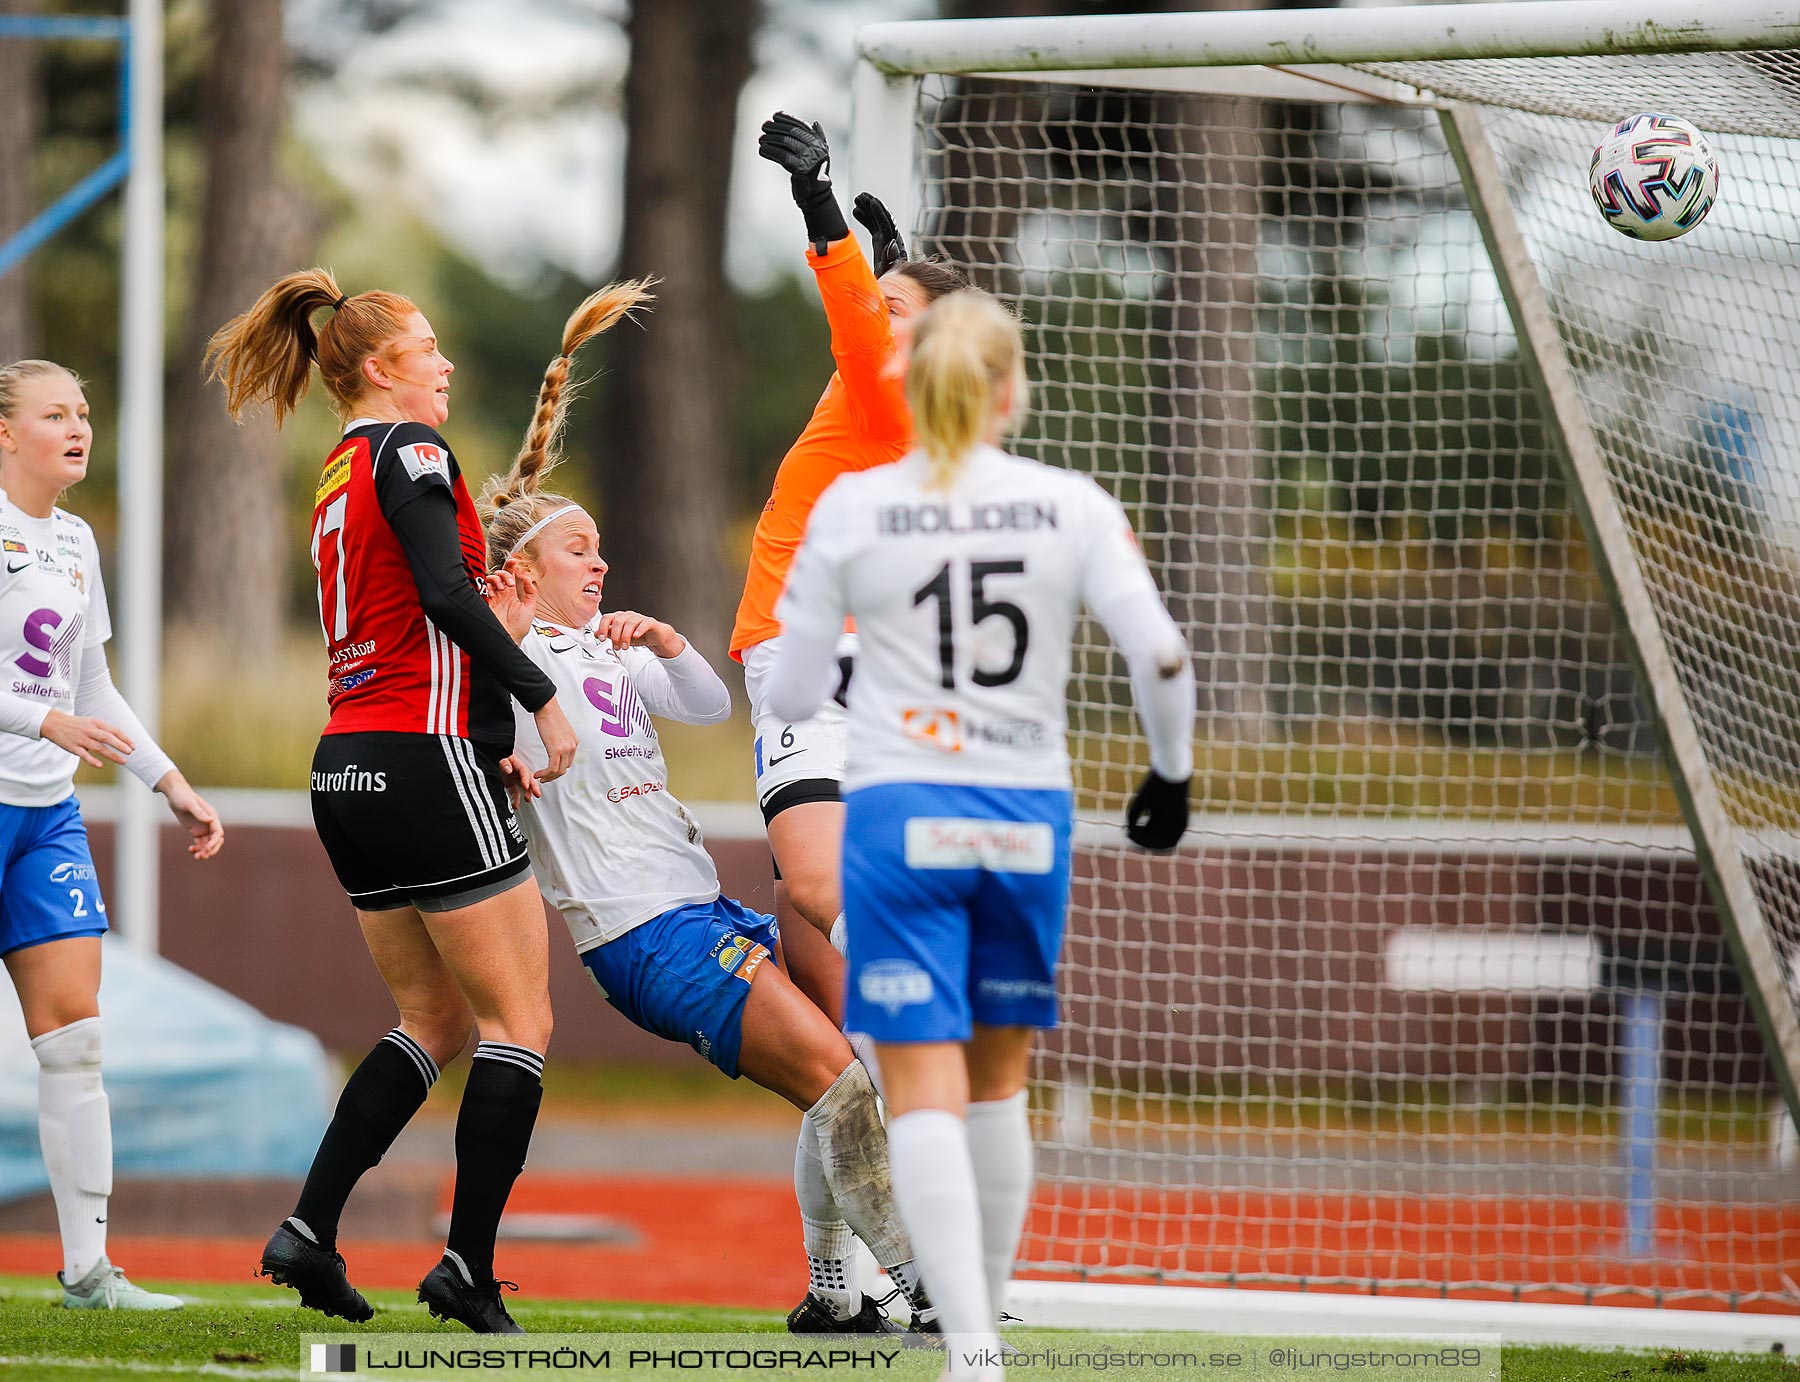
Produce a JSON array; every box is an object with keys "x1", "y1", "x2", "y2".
[
  {"x1": 1026, "y1": 1187, "x2": 1800, "y2": 1312},
  {"x1": 4, "y1": 1177, "x2": 1796, "y2": 1316},
  {"x1": 0, "y1": 1174, "x2": 806, "y2": 1310}
]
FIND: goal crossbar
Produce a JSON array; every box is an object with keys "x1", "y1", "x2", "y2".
[{"x1": 858, "y1": 0, "x2": 1800, "y2": 76}]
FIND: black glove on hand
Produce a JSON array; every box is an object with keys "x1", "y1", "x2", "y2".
[
  {"x1": 853, "y1": 192, "x2": 908, "y2": 278},
  {"x1": 1125, "y1": 771, "x2": 1190, "y2": 853},
  {"x1": 759, "y1": 112, "x2": 848, "y2": 251}
]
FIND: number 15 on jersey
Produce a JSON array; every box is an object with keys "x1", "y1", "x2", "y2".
[{"x1": 911, "y1": 557, "x2": 1031, "y2": 691}]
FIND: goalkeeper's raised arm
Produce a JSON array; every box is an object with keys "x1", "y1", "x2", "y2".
[
  {"x1": 758, "y1": 111, "x2": 850, "y2": 256},
  {"x1": 732, "y1": 112, "x2": 971, "y2": 965}
]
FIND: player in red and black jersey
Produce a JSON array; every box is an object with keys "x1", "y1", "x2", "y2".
[
  {"x1": 208, "y1": 269, "x2": 582, "y2": 1334},
  {"x1": 314, "y1": 416, "x2": 540, "y2": 743}
]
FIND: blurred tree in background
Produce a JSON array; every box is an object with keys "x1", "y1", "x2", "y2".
[
  {"x1": 167, "y1": 0, "x2": 323, "y2": 664},
  {"x1": 1258, "y1": 110, "x2": 1638, "y2": 757},
  {"x1": 601, "y1": 0, "x2": 760, "y2": 661},
  {"x1": 0, "y1": 0, "x2": 40, "y2": 363}
]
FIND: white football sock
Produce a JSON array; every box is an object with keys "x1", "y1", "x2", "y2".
[
  {"x1": 845, "y1": 1029, "x2": 885, "y2": 1101},
  {"x1": 32, "y1": 1017, "x2": 112, "y2": 1282},
  {"x1": 885, "y1": 1258, "x2": 935, "y2": 1325},
  {"x1": 888, "y1": 1109, "x2": 1000, "y2": 1380},
  {"x1": 806, "y1": 1064, "x2": 909, "y2": 1266},
  {"x1": 795, "y1": 1117, "x2": 858, "y2": 1319},
  {"x1": 967, "y1": 1091, "x2": 1033, "y2": 1318}
]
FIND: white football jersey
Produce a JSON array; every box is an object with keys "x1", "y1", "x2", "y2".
[
  {"x1": 510, "y1": 620, "x2": 723, "y2": 951},
  {"x1": 778, "y1": 446, "x2": 1162, "y2": 792},
  {"x1": 0, "y1": 489, "x2": 112, "y2": 807}
]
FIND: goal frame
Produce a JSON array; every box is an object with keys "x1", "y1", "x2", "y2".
[{"x1": 849, "y1": 0, "x2": 1800, "y2": 1348}]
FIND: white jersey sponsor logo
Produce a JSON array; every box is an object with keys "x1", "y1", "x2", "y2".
[
  {"x1": 511, "y1": 620, "x2": 723, "y2": 950},
  {"x1": 903, "y1": 816, "x2": 1054, "y2": 873},
  {"x1": 0, "y1": 492, "x2": 111, "y2": 806}
]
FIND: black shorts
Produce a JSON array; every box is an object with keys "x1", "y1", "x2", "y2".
[
  {"x1": 311, "y1": 732, "x2": 531, "y2": 913},
  {"x1": 760, "y1": 776, "x2": 843, "y2": 829}
]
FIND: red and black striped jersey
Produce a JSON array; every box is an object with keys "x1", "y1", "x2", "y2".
[{"x1": 310, "y1": 420, "x2": 554, "y2": 745}]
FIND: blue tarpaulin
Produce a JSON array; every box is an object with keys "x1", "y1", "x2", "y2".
[{"x1": 0, "y1": 937, "x2": 333, "y2": 1201}]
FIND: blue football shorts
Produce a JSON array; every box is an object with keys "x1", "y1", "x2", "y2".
[
  {"x1": 841, "y1": 781, "x2": 1073, "y2": 1043},
  {"x1": 580, "y1": 894, "x2": 780, "y2": 1079},
  {"x1": 0, "y1": 796, "x2": 108, "y2": 957}
]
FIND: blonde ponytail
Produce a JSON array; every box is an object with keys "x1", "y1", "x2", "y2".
[
  {"x1": 480, "y1": 279, "x2": 655, "y2": 567},
  {"x1": 904, "y1": 290, "x2": 1026, "y2": 491},
  {"x1": 206, "y1": 268, "x2": 418, "y2": 426}
]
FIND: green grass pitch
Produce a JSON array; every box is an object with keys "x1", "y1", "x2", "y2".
[
  {"x1": 0, "y1": 1276, "x2": 770, "y2": 1381},
  {"x1": 3, "y1": 1274, "x2": 1799, "y2": 1381}
]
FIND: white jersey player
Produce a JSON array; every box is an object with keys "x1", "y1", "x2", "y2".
[
  {"x1": 476, "y1": 309, "x2": 942, "y2": 1339},
  {"x1": 0, "y1": 496, "x2": 133, "y2": 801},
  {"x1": 509, "y1": 610, "x2": 731, "y2": 949},
  {"x1": 0, "y1": 359, "x2": 223, "y2": 1312},
  {"x1": 766, "y1": 291, "x2": 1195, "y2": 1380}
]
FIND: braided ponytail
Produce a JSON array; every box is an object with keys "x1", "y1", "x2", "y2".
[
  {"x1": 481, "y1": 279, "x2": 654, "y2": 513},
  {"x1": 481, "y1": 279, "x2": 655, "y2": 567}
]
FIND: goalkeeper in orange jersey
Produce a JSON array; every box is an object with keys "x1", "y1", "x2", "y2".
[{"x1": 731, "y1": 111, "x2": 966, "y2": 993}]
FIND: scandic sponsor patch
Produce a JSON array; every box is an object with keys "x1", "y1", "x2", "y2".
[{"x1": 904, "y1": 817, "x2": 1054, "y2": 873}]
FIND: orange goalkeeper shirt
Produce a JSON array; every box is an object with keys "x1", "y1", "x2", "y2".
[{"x1": 730, "y1": 235, "x2": 911, "y2": 661}]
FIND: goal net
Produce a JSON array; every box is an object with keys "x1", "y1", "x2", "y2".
[{"x1": 857, "y1": 2, "x2": 1800, "y2": 1314}]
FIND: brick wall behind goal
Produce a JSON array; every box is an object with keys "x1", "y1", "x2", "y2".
[
  {"x1": 82, "y1": 819, "x2": 776, "y2": 1064},
  {"x1": 1056, "y1": 842, "x2": 1774, "y2": 1096},
  {"x1": 82, "y1": 819, "x2": 1776, "y2": 1086}
]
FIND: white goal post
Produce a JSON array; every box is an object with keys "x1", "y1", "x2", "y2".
[{"x1": 850, "y1": 0, "x2": 1800, "y2": 1348}]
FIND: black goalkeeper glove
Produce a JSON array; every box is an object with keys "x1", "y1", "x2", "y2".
[
  {"x1": 759, "y1": 111, "x2": 849, "y2": 252},
  {"x1": 1125, "y1": 771, "x2": 1190, "y2": 853},
  {"x1": 853, "y1": 192, "x2": 907, "y2": 278}
]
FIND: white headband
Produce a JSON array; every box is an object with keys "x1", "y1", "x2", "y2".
[{"x1": 505, "y1": 503, "x2": 588, "y2": 561}]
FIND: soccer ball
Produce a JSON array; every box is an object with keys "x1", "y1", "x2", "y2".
[{"x1": 1589, "y1": 113, "x2": 1720, "y2": 241}]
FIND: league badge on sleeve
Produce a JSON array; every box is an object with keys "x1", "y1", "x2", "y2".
[{"x1": 397, "y1": 441, "x2": 449, "y2": 483}]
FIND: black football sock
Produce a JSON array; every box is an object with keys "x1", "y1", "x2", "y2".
[
  {"x1": 291, "y1": 1028, "x2": 440, "y2": 1250},
  {"x1": 443, "y1": 1041, "x2": 544, "y2": 1283}
]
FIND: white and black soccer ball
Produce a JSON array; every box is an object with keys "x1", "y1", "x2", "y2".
[{"x1": 1589, "y1": 113, "x2": 1720, "y2": 241}]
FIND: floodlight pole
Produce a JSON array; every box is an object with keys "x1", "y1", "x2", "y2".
[{"x1": 116, "y1": 0, "x2": 164, "y2": 955}]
